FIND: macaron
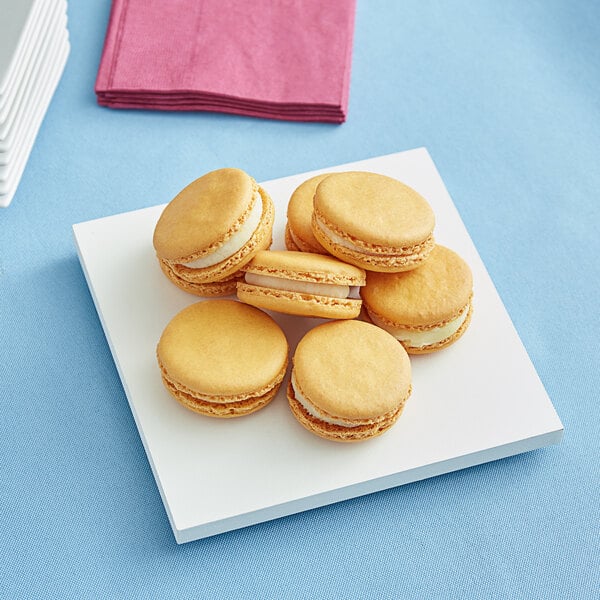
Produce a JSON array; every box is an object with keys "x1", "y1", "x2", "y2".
[
  {"x1": 237, "y1": 250, "x2": 366, "y2": 319},
  {"x1": 157, "y1": 300, "x2": 288, "y2": 417},
  {"x1": 361, "y1": 245, "x2": 473, "y2": 354},
  {"x1": 153, "y1": 168, "x2": 274, "y2": 296},
  {"x1": 285, "y1": 173, "x2": 330, "y2": 254},
  {"x1": 312, "y1": 171, "x2": 435, "y2": 272},
  {"x1": 287, "y1": 320, "x2": 412, "y2": 442}
]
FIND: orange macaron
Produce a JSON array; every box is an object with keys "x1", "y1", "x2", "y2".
[
  {"x1": 285, "y1": 173, "x2": 331, "y2": 254},
  {"x1": 157, "y1": 300, "x2": 288, "y2": 417},
  {"x1": 287, "y1": 319, "x2": 412, "y2": 442},
  {"x1": 153, "y1": 168, "x2": 274, "y2": 296},
  {"x1": 361, "y1": 245, "x2": 473, "y2": 354},
  {"x1": 237, "y1": 250, "x2": 366, "y2": 319},
  {"x1": 312, "y1": 171, "x2": 435, "y2": 272}
]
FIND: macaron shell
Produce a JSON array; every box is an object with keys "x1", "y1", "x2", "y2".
[
  {"x1": 313, "y1": 171, "x2": 435, "y2": 248},
  {"x1": 292, "y1": 320, "x2": 411, "y2": 421},
  {"x1": 284, "y1": 224, "x2": 302, "y2": 252},
  {"x1": 166, "y1": 187, "x2": 274, "y2": 283},
  {"x1": 157, "y1": 300, "x2": 288, "y2": 400},
  {"x1": 285, "y1": 223, "x2": 324, "y2": 254},
  {"x1": 286, "y1": 173, "x2": 331, "y2": 254},
  {"x1": 161, "y1": 368, "x2": 284, "y2": 418},
  {"x1": 312, "y1": 217, "x2": 435, "y2": 272},
  {"x1": 237, "y1": 283, "x2": 362, "y2": 319},
  {"x1": 153, "y1": 168, "x2": 256, "y2": 261},
  {"x1": 404, "y1": 301, "x2": 473, "y2": 354},
  {"x1": 362, "y1": 298, "x2": 474, "y2": 354},
  {"x1": 243, "y1": 250, "x2": 366, "y2": 285},
  {"x1": 287, "y1": 380, "x2": 408, "y2": 442},
  {"x1": 361, "y1": 245, "x2": 473, "y2": 326},
  {"x1": 159, "y1": 261, "x2": 244, "y2": 296}
]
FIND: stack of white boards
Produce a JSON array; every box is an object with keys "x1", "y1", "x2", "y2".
[{"x1": 0, "y1": 0, "x2": 69, "y2": 207}]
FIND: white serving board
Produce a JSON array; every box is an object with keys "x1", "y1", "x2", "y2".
[
  {"x1": 73, "y1": 148, "x2": 563, "y2": 543},
  {"x1": 0, "y1": 0, "x2": 39, "y2": 97}
]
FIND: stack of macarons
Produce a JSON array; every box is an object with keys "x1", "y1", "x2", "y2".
[{"x1": 153, "y1": 167, "x2": 473, "y2": 442}]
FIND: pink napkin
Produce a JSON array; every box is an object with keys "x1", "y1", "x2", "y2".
[{"x1": 95, "y1": 0, "x2": 356, "y2": 123}]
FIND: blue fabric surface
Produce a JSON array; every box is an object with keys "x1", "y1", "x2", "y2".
[{"x1": 1, "y1": 0, "x2": 598, "y2": 598}]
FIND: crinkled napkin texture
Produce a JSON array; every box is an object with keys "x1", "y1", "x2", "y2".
[{"x1": 95, "y1": 0, "x2": 356, "y2": 123}]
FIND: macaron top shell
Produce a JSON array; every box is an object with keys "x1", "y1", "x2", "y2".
[
  {"x1": 157, "y1": 300, "x2": 288, "y2": 398},
  {"x1": 243, "y1": 250, "x2": 366, "y2": 285},
  {"x1": 313, "y1": 171, "x2": 435, "y2": 248},
  {"x1": 153, "y1": 168, "x2": 257, "y2": 261},
  {"x1": 362, "y1": 245, "x2": 473, "y2": 326},
  {"x1": 287, "y1": 174, "x2": 331, "y2": 253},
  {"x1": 293, "y1": 320, "x2": 411, "y2": 420}
]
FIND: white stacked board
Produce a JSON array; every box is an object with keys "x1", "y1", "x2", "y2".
[{"x1": 0, "y1": 0, "x2": 70, "y2": 207}]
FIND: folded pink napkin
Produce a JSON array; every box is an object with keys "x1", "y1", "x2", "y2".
[{"x1": 95, "y1": 0, "x2": 356, "y2": 123}]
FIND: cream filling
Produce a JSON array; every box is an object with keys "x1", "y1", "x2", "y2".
[
  {"x1": 291, "y1": 372, "x2": 356, "y2": 427},
  {"x1": 182, "y1": 191, "x2": 262, "y2": 269},
  {"x1": 367, "y1": 305, "x2": 469, "y2": 348},
  {"x1": 245, "y1": 272, "x2": 360, "y2": 300},
  {"x1": 315, "y1": 216, "x2": 407, "y2": 256}
]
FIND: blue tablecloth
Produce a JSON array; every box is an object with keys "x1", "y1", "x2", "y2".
[{"x1": 1, "y1": 1, "x2": 598, "y2": 598}]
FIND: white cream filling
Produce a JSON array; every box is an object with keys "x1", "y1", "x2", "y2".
[
  {"x1": 367, "y1": 305, "x2": 469, "y2": 348},
  {"x1": 182, "y1": 191, "x2": 262, "y2": 269},
  {"x1": 315, "y1": 216, "x2": 406, "y2": 256},
  {"x1": 245, "y1": 272, "x2": 356, "y2": 300},
  {"x1": 348, "y1": 286, "x2": 361, "y2": 299},
  {"x1": 291, "y1": 372, "x2": 355, "y2": 427}
]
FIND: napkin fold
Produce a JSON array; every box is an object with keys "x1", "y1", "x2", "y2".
[{"x1": 95, "y1": 0, "x2": 356, "y2": 123}]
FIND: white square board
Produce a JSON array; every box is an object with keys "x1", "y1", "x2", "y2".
[{"x1": 73, "y1": 148, "x2": 563, "y2": 543}]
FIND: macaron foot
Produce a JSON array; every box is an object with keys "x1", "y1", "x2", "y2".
[
  {"x1": 159, "y1": 260, "x2": 243, "y2": 296},
  {"x1": 402, "y1": 302, "x2": 473, "y2": 355},
  {"x1": 161, "y1": 366, "x2": 285, "y2": 418},
  {"x1": 287, "y1": 380, "x2": 409, "y2": 442}
]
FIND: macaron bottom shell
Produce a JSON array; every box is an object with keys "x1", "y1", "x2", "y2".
[
  {"x1": 284, "y1": 222, "x2": 329, "y2": 255},
  {"x1": 287, "y1": 380, "x2": 410, "y2": 442},
  {"x1": 237, "y1": 282, "x2": 362, "y2": 319},
  {"x1": 284, "y1": 224, "x2": 302, "y2": 252},
  {"x1": 362, "y1": 299, "x2": 473, "y2": 354},
  {"x1": 312, "y1": 213, "x2": 435, "y2": 273},
  {"x1": 159, "y1": 261, "x2": 244, "y2": 296},
  {"x1": 159, "y1": 361, "x2": 286, "y2": 418}
]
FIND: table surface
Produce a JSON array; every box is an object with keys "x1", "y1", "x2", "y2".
[{"x1": 1, "y1": 1, "x2": 598, "y2": 598}]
